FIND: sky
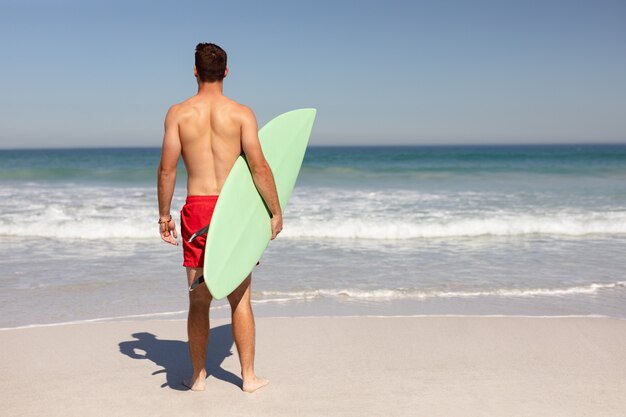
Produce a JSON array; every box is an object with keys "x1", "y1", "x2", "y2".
[{"x1": 0, "y1": 0, "x2": 625, "y2": 148}]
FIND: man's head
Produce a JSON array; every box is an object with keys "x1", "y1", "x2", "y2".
[{"x1": 194, "y1": 43, "x2": 227, "y2": 83}]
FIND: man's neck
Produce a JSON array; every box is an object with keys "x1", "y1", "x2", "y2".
[{"x1": 197, "y1": 80, "x2": 223, "y2": 96}]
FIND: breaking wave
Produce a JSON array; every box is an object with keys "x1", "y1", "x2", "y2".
[{"x1": 255, "y1": 281, "x2": 626, "y2": 301}]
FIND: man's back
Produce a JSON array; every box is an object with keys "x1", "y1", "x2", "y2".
[{"x1": 171, "y1": 92, "x2": 244, "y2": 196}]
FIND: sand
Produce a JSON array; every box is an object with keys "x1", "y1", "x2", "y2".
[{"x1": 1, "y1": 316, "x2": 625, "y2": 417}]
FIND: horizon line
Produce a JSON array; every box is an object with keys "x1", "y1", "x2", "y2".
[{"x1": 1, "y1": 141, "x2": 626, "y2": 152}]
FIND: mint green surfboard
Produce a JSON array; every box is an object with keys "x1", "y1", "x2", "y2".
[{"x1": 201, "y1": 108, "x2": 316, "y2": 299}]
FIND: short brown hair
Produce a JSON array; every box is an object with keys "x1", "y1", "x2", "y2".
[{"x1": 195, "y1": 43, "x2": 227, "y2": 82}]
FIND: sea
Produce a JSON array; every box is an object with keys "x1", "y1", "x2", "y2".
[{"x1": 1, "y1": 144, "x2": 625, "y2": 329}]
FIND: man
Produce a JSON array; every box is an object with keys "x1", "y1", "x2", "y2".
[{"x1": 157, "y1": 43, "x2": 282, "y2": 393}]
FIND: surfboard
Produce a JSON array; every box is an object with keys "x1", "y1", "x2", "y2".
[{"x1": 200, "y1": 108, "x2": 316, "y2": 299}]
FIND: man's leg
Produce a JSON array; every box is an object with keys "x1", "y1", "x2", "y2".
[
  {"x1": 227, "y1": 274, "x2": 269, "y2": 393},
  {"x1": 185, "y1": 267, "x2": 212, "y2": 391}
]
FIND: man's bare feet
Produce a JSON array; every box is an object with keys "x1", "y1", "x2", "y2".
[
  {"x1": 183, "y1": 369, "x2": 207, "y2": 391},
  {"x1": 242, "y1": 375, "x2": 269, "y2": 393}
]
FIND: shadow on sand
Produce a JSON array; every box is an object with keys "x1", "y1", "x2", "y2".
[{"x1": 118, "y1": 323, "x2": 241, "y2": 391}]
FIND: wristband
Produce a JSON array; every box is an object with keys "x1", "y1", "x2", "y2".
[{"x1": 158, "y1": 214, "x2": 172, "y2": 225}]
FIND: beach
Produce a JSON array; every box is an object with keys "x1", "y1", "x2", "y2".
[
  {"x1": 2, "y1": 316, "x2": 625, "y2": 417},
  {"x1": 3, "y1": 0, "x2": 626, "y2": 414}
]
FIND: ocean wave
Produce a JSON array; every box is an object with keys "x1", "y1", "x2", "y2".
[
  {"x1": 1, "y1": 182, "x2": 625, "y2": 240},
  {"x1": 2, "y1": 211, "x2": 626, "y2": 240},
  {"x1": 0, "y1": 218, "x2": 157, "y2": 240},
  {"x1": 281, "y1": 213, "x2": 626, "y2": 239},
  {"x1": 255, "y1": 281, "x2": 626, "y2": 301},
  {"x1": 0, "y1": 185, "x2": 175, "y2": 239}
]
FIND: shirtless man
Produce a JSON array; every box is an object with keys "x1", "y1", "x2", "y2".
[{"x1": 157, "y1": 43, "x2": 281, "y2": 393}]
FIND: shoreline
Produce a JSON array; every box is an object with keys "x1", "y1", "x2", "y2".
[{"x1": 1, "y1": 311, "x2": 622, "y2": 332}]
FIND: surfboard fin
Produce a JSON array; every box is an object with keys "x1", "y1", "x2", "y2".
[
  {"x1": 188, "y1": 224, "x2": 210, "y2": 242},
  {"x1": 189, "y1": 275, "x2": 205, "y2": 291}
]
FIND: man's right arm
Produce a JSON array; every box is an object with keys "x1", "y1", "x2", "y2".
[
  {"x1": 240, "y1": 106, "x2": 283, "y2": 239},
  {"x1": 157, "y1": 105, "x2": 181, "y2": 245}
]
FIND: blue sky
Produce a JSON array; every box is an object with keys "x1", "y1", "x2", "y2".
[{"x1": 1, "y1": 0, "x2": 625, "y2": 148}]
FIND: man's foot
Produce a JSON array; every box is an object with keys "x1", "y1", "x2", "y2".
[
  {"x1": 242, "y1": 375, "x2": 269, "y2": 393},
  {"x1": 183, "y1": 369, "x2": 207, "y2": 391}
]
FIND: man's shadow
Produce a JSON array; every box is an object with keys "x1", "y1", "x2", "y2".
[{"x1": 118, "y1": 324, "x2": 241, "y2": 391}]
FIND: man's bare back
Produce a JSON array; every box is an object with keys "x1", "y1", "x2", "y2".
[
  {"x1": 168, "y1": 93, "x2": 247, "y2": 196},
  {"x1": 158, "y1": 79, "x2": 282, "y2": 245}
]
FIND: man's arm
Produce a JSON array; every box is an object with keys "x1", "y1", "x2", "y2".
[
  {"x1": 157, "y1": 106, "x2": 182, "y2": 245},
  {"x1": 240, "y1": 107, "x2": 283, "y2": 239}
]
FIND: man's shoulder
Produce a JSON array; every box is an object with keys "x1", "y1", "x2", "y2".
[
  {"x1": 165, "y1": 96, "x2": 206, "y2": 123},
  {"x1": 165, "y1": 98, "x2": 192, "y2": 119},
  {"x1": 220, "y1": 95, "x2": 252, "y2": 112},
  {"x1": 235, "y1": 104, "x2": 255, "y2": 122},
  {"x1": 165, "y1": 95, "x2": 254, "y2": 124},
  {"x1": 220, "y1": 97, "x2": 255, "y2": 122}
]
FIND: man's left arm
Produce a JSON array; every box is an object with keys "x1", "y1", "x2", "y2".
[{"x1": 157, "y1": 106, "x2": 181, "y2": 245}]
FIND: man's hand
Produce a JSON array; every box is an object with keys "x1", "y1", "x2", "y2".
[
  {"x1": 160, "y1": 217, "x2": 179, "y2": 245},
  {"x1": 270, "y1": 214, "x2": 283, "y2": 240}
]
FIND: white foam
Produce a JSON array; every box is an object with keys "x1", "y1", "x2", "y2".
[
  {"x1": 281, "y1": 213, "x2": 626, "y2": 239},
  {"x1": 256, "y1": 281, "x2": 626, "y2": 301},
  {"x1": 4, "y1": 210, "x2": 626, "y2": 240},
  {"x1": 2, "y1": 183, "x2": 626, "y2": 240},
  {"x1": 0, "y1": 310, "x2": 187, "y2": 331},
  {"x1": 0, "y1": 184, "x2": 179, "y2": 240}
]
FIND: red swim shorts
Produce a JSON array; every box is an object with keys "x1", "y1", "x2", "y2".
[{"x1": 180, "y1": 195, "x2": 219, "y2": 268}]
